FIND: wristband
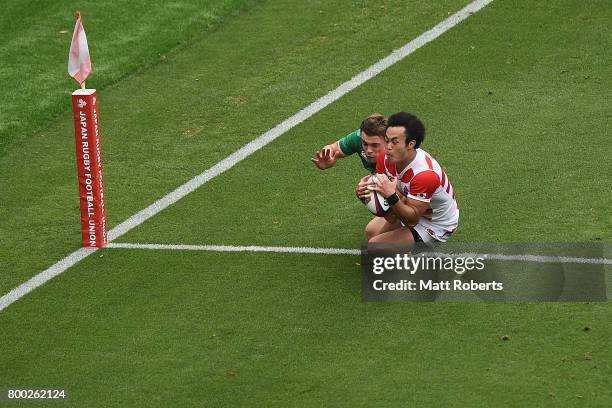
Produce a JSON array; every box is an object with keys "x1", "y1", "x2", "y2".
[{"x1": 386, "y1": 193, "x2": 399, "y2": 206}]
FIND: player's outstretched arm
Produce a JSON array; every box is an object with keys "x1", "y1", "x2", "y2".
[{"x1": 311, "y1": 142, "x2": 346, "y2": 170}]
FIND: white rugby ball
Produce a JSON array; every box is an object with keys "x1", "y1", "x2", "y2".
[{"x1": 364, "y1": 175, "x2": 390, "y2": 217}]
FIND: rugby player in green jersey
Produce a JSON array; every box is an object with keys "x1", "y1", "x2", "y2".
[
  {"x1": 312, "y1": 114, "x2": 391, "y2": 239},
  {"x1": 311, "y1": 113, "x2": 387, "y2": 173}
]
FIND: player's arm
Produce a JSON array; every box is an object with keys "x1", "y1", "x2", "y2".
[
  {"x1": 312, "y1": 129, "x2": 360, "y2": 170},
  {"x1": 311, "y1": 142, "x2": 346, "y2": 170},
  {"x1": 388, "y1": 196, "x2": 429, "y2": 226},
  {"x1": 370, "y1": 171, "x2": 438, "y2": 226}
]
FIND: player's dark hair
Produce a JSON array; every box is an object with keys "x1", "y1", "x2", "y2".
[
  {"x1": 360, "y1": 113, "x2": 387, "y2": 137},
  {"x1": 387, "y1": 112, "x2": 425, "y2": 148}
]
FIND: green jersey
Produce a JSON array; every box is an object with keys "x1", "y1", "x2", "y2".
[{"x1": 338, "y1": 129, "x2": 377, "y2": 173}]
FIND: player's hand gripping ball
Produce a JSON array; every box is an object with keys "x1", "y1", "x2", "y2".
[{"x1": 363, "y1": 174, "x2": 390, "y2": 217}]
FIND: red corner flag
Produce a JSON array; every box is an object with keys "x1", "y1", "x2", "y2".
[{"x1": 68, "y1": 11, "x2": 92, "y2": 86}]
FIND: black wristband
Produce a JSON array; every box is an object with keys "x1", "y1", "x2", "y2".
[{"x1": 386, "y1": 192, "x2": 399, "y2": 206}]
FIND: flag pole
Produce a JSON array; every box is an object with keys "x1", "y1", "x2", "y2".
[{"x1": 69, "y1": 10, "x2": 108, "y2": 248}]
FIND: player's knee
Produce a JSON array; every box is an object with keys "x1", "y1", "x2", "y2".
[
  {"x1": 365, "y1": 221, "x2": 379, "y2": 240},
  {"x1": 367, "y1": 233, "x2": 381, "y2": 244},
  {"x1": 367, "y1": 233, "x2": 394, "y2": 255}
]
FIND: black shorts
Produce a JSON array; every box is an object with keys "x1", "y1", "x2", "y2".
[{"x1": 410, "y1": 227, "x2": 424, "y2": 243}]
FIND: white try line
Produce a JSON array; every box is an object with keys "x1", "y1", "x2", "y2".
[
  {"x1": 107, "y1": 242, "x2": 612, "y2": 265},
  {"x1": 0, "y1": 0, "x2": 495, "y2": 313},
  {"x1": 107, "y1": 242, "x2": 361, "y2": 255},
  {"x1": 427, "y1": 251, "x2": 612, "y2": 265}
]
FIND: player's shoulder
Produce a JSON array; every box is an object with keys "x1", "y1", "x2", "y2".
[
  {"x1": 411, "y1": 169, "x2": 440, "y2": 185},
  {"x1": 411, "y1": 149, "x2": 437, "y2": 174},
  {"x1": 338, "y1": 129, "x2": 361, "y2": 155},
  {"x1": 401, "y1": 149, "x2": 440, "y2": 185},
  {"x1": 346, "y1": 128, "x2": 361, "y2": 140}
]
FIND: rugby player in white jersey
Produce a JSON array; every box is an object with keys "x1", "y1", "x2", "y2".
[{"x1": 364, "y1": 112, "x2": 459, "y2": 248}]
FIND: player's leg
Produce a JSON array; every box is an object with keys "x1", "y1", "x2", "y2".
[
  {"x1": 365, "y1": 216, "x2": 401, "y2": 240},
  {"x1": 368, "y1": 224, "x2": 435, "y2": 252},
  {"x1": 368, "y1": 225, "x2": 415, "y2": 246}
]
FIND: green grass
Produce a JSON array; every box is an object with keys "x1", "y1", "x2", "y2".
[
  {"x1": 0, "y1": 0, "x2": 255, "y2": 156},
  {"x1": 2, "y1": 249, "x2": 610, "y2": 407},
  {"x1": 1, "y1": 0, "x2": 611, "y2": 406}
]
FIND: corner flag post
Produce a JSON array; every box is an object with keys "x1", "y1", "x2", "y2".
[{"x1": 68, "y1": 11, "x2": 107, "y2": 248}]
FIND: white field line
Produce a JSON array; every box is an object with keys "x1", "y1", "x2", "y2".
[
  {"x1": 106, "y1": 242, "x2": 612, "y2": 265},
  {"x1": 107, "y1": 242, "x2": 361, "y2": 256},
  {"x1": 0, "y1": 0, "x2": 495, "y2": 313},
  {"x1": 0, "y1": 248, "x2": 98, "y2": 311},
  {"x1": 427, "y1": 252, "x2": 612, "y2": 265}
]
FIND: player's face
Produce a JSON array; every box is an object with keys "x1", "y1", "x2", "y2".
[
  {"x1": 384, "y1": 126, "x2": 411, "y2": 163},
  {"x1": 360, "y1": 133, "x2": 386, "y2": 163}
]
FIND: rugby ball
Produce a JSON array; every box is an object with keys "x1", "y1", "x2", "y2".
[{"x1": 364, "y1": 175, "x2": 390, "y2": 217}]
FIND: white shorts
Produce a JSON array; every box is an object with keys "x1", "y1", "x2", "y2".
[{"x1": 406, "y1": 223, "x2": 455, "y2": 246}]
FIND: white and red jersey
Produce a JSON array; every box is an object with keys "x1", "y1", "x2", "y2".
[{"x1": 376, "y1": 149, "x2": 459, "y2": 242}]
